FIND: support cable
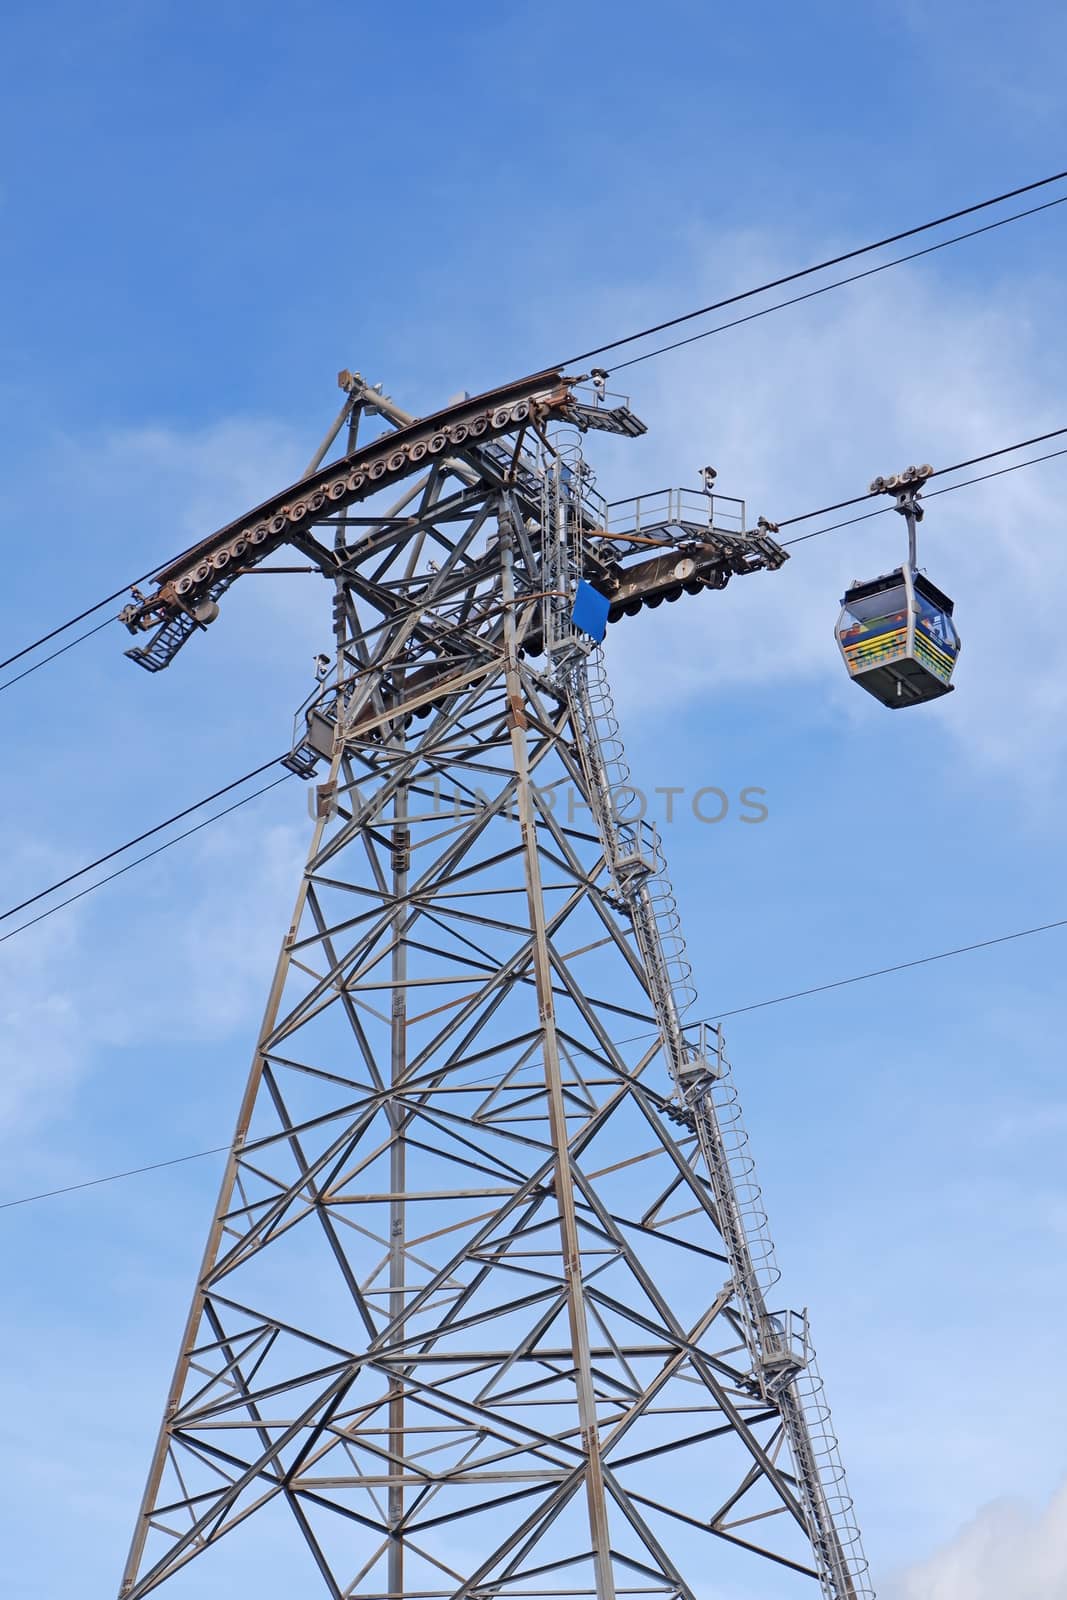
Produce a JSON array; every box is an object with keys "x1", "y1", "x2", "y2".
[
  {"x1": 707, "y1": 915, "x2": 1067, "y2": 1019},
  {"x1": 0, "y1": 756, "x2": 289, "y2": 926},
  {"x1": 776, "y1": 425, "x2": 1067, "y2": 533},
  {"x1": 557, "y1": 168, "x2": 1067, "y2": 368},
  {"x1": 5, "y1": 171, "x2": 1067, "y2": 684},
  {"x1": 0, "y1": 772, "x2": 293, "y2": 947},
  {"x1": 0, "y1": 559, "x2": 180, "y2": 675},
  {"x1": 0, "y1": 617, "x2": 116, "y2": 695},
  {"x1": 0, "y1": 1147, "x2": 232, "y2": 1211},
  {"x1": 1, "y1": 433, "x2": 1066, "y2": 944},
  {"x1": 604, "y1": 194, "x2": 1067, "y2": 374},
  {"x1": 780, "y1": 440, "x2": 1067, "y2": 545},
  {"x1": 4, "y1": 911, "x2": 1065, "y2": 1213}
]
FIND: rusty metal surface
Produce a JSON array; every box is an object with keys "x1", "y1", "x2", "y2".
[
  {"x1": 114, "y1": 372, "x2": 868, "y2": 1600},
  {"x1": 117, "y1": 368, "x2": 789, "y2": 680},
  {"x1": 121, "y1": 371, "x2": 580, "y2": 645}
]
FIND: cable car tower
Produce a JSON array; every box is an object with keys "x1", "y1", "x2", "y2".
[{"x1": 117, "y1": 369, "x2": 874, "y2": 1600}]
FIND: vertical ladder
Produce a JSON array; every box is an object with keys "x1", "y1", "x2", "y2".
[{"x1": 564, "y1": 650, "x2": 874, "y2": 1600}]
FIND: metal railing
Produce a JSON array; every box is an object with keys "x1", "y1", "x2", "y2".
[{"x1": 604, "y1": 486, "x2": 747, "y2": 543}]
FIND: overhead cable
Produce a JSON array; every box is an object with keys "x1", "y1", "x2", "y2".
[
  {"x1": 5, "y1": 911, "x2": 1065, "y2": 1213},
  {"x1": 0, "y1": 772, "x2": 293, "y2": 947},
  {"x1": 605, "y1": 194, "x2": 1067, "y2": 374},
  {"x1": 0, "y1": 756, "x2": 289, "y2": 926},
  {"x1": 557, "y1": 167, "x2": 1067, "y2": 368},
  {"x1": 3, "y1": 430, "x2": 1067, "y2": 947},
  {"x1": 780, "y1": 440, "x2": 1067, "y2": 546},
  {"x1": 0, "y1": 559, "x2": 177, "y2": 676},
  {"x1": 0, "y1": 1146, "x2": 231, "y2": 1211},
  {"x1": 0, "y1": 617, "x2": 115, "y2": 695},
  {"x1": 6, "y1": 171, "x2": 1067, "y2": 686}
]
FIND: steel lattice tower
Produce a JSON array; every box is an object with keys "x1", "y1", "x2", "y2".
[{"x1": 117, "y1": 370, "x2": 873, "y2": 1600}]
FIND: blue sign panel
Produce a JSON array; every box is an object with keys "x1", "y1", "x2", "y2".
[{"x1": 571, "y1": 580, "x2": 610, "y2": 643}]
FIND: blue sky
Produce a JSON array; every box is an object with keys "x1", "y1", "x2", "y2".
[{"x1": 2, "y1": 1, "x2": 1067, "y2": 1596}]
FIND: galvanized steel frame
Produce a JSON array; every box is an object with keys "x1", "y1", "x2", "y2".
[{"x1": 118, "y1": 390, "x2": 868, "y2": 1600}]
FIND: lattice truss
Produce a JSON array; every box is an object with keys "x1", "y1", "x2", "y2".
[{"x1": 120, "y1": 387, "x2": 867, "y2": 1600}]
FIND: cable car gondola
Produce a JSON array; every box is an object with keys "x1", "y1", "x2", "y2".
[{"x1": 835, "y1": 463, "x2": 960, "y2": 709}]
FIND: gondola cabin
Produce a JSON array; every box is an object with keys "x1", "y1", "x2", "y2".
[{"x1": 835, "y1": 565, "x2": 960, "y2": 709}]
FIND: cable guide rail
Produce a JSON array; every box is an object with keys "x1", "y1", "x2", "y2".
[
  {"x1": 118, "y1": 371, "x2": 651, "y2": 671},
  {"x1": 114, "y1": 369, "x2": 793, "y2": 678}
]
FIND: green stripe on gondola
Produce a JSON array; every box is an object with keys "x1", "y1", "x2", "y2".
[
  {"x1": 915, "y1": 634, "x2": 955, "y2": 671},
  {"x1": 844, "y1": 628, "x2": 907, "y2": 668},
  {"x1": 847, "y1": 632, "x2": 907, "y2": 653},
  {"x1": 914, "y1": 636, "x2": 954, "y2": 681}
]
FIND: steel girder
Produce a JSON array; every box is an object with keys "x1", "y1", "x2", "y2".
[{"x1": 118, "y1": 400, "x2": 866, "y2": 1600}]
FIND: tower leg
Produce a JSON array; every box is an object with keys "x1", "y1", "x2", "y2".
[
  {"x1": 120, "y1": 795, "x2": 337, "y2": 1597},
  {"x1": 118, "y1": 446, "x2": 871, "y2": 1600},
  {"x1": 502, "y1": 529, "x2": 616, "y2": 1600}
]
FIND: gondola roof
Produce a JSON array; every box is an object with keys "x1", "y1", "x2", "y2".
[{"x1": 842, "y1": 567, "x2": 954, "y2": 615}]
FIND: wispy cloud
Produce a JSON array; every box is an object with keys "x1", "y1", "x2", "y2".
[
  {"x1": 887, "y1": 1477, "x2": 1067, "y2": 1598},
  {"x1": 0, "y1": 812, "x2": 304, "y2": 1159},
  {"x1": 40, "y1": 264, "x2": 1067, "y2": 799},
  {"x1": 58, "y1": 414, "x2": 309, "y2": 549},
  {"x1": 600, "y1": 246, "x2": 1067, "y2": 789}
]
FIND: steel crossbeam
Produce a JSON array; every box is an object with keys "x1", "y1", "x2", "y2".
[{"x1": 117, "y1": 374, "x2": 869, "y2": 1600}]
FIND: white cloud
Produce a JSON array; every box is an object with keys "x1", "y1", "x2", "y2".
[
  {"x1": 0, "y1": 834, "x2": 98, "y2": 1143},
  {"x1": 47, "y1": 272, "x2": 1067, "y2": 797},
  {"x1": 60, "y1": 414, "x2": 309, "y2": 546},
  {"x1": 597, "y1": 244, "x2": 1067, "y2": 790},
  {"x1": 0, "y1": 969, "x2": 83, "y2": 1136},
  {"x1": 888, "y1": 1478, "x2": 1067, "y2": 1599},
  {"x1": 127, "y1": 816, "x2": 307, "y2": 1040},
  {"x1": 0, "y1": 812, "x2": 305, "y2": 1156},
  {"x1": 7, "y1": 264, "x2": 1058, "y2": 1147},
  {"x1": 0, "y1": 404, "x2": 344, "y2": 1160}
]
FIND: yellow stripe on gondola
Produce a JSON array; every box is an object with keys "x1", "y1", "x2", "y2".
[
  {"x1": 915, "y1": 632, "x2": 954, "y2": 662},
  {"x1": 916, "y1": 634, "x2": 955, "y2": 671},
  {"x1": 846, "y1": 628, "x2": 907, "y2": 648},
  {"x1": 844, "y1": 629, "x2": 907, "y2": 667},
  {"x1": 914, "y1": 655, "x2": 950, "y2": 678},
  {"x1": 850, "y1": 646, "x2": 906, "y2": 664}
]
